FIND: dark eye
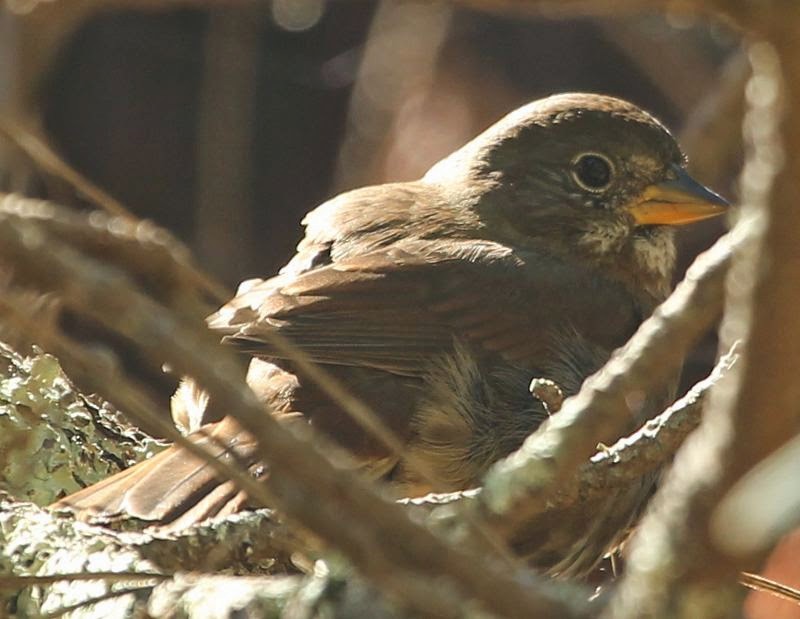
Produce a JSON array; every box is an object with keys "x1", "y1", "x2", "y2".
[{"x1": 572, "y1": 153, "x2": 614, "y2": 192}]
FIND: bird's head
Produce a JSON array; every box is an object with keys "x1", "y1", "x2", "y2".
[{"x1": 425, "y1": 93, "x2": 728, "y2": 301}]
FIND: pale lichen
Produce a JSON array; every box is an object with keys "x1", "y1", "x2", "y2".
[
  {"x1": 0, "y1": 496, "x2": 159, "y2": 617},
  {"x1": 0, "y1": 342, "x2": 165, "y2": 505},
  {"x1": 1, "y1": 497, "x2": 401, "y2": 618}
]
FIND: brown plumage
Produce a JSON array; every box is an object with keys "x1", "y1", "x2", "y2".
[{"x1": 56, "y1": 93, "x2": 727, "y2": 575}]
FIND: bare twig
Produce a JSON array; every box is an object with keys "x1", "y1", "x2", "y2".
[
  {"x1": 0, "y1": 195, "x2": 211, "y2": 312},
  {"x1": 0, "y1": 120, "x2": 132, "y2": 219},
  {"x1": 0, "y1": 293, "x2": 280, "y2": 520},
  {"x1": 0, "y1": 572, "x2": 166, "y2": 587},
  {"x1": 0, "y1": 125, "x2": 230, "y2": 304},
  {"x1": 568, "y1": 346, "x2": 738, "y2": 509},
  {"x1": 740, "y1": 572, "x2": 800, "y2": 607}
]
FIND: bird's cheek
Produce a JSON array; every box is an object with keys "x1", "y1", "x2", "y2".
[
  {"x1": 494, "y1": 197, "x2": 545, "y2": 233},
  {"x1": 576, "y1": 217, "x2": 631, "y2": 254}
]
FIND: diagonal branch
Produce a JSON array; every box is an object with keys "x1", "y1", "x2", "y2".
[{"x1": 568, "y1": 346, "x2": 738, "y2": 510}]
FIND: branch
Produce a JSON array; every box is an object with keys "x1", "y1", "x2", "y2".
[
  {"x1": 740, "y1": 572, "x2": 800, "y2": 608},
  {"x1": 0, "y1": 122, "x2": 230, "y2": 303},
  {"x1": 571, "y1": 346, "x2": 738, "y2": 509},
  {"x1": 0, "y1": 497, "x2": 404, "y2": 618}
]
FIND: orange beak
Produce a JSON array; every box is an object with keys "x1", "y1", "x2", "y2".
[{"x1": 626, "y1": 165, "x2": 729, "y2": 226}]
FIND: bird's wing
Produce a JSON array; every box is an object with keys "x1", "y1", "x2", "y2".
[{"x1": 208, "y1": 241, "x2": 639, "y2": 376}]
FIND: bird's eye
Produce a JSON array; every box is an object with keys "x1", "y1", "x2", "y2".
[{"x1": 571, "y1": 153, "x2": 614, "y2": 192}]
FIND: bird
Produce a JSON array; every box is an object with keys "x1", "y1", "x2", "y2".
[{"x1": 55, "y1": 93, "x2": 727, "y2": 576}]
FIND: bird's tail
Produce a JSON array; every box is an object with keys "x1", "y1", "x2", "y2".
[{"x1": 53, "y1": 416, "x2": 261, "y2": 531}]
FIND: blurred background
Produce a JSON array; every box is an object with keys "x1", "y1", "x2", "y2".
[{"x1": 2, "y1": 3, "x2": 793, "y2": 617}]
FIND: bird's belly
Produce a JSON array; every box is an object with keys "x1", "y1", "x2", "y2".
[{"x1": 246, "y1": 317, "x2": 616, "y2": 496}]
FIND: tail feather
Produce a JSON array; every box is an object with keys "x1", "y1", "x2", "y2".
[
  {"x1": 160, "y1": 481, "x2": 252, "y2": 532},
  {"x1": 54, "y1": 417, "x2": 260, "y2": 527}
]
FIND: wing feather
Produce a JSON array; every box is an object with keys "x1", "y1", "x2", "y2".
[{"x1": 208, "y1": 242, "x2": 641, "y2": 376}]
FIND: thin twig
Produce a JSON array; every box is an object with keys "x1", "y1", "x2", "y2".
[
  {"x1": 0, "y1": 572, "x2": 166, "y2": 587},
  {"x1": 0, "y1": 120, "x2": 133, "y2": 220},
  {"x1": 0, "y1": 122, "x2": 230, "y2": 304},
  {"x1": 740, "y1": 572, "x2": 800, "y2": 607},
  {"x1": 0, "y1": 294, "x2": 280, "y2": 521},
  {"x1": 41, "y1": 586, "x2": 154, "y2": 619},
  {"x1": 566, "y1": 346, "x2": 738, "y2": 509}
]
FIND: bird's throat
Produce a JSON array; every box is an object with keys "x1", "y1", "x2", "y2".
[{"x1": 577, "y1": 221, "x2": 676, "y2": 307}]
